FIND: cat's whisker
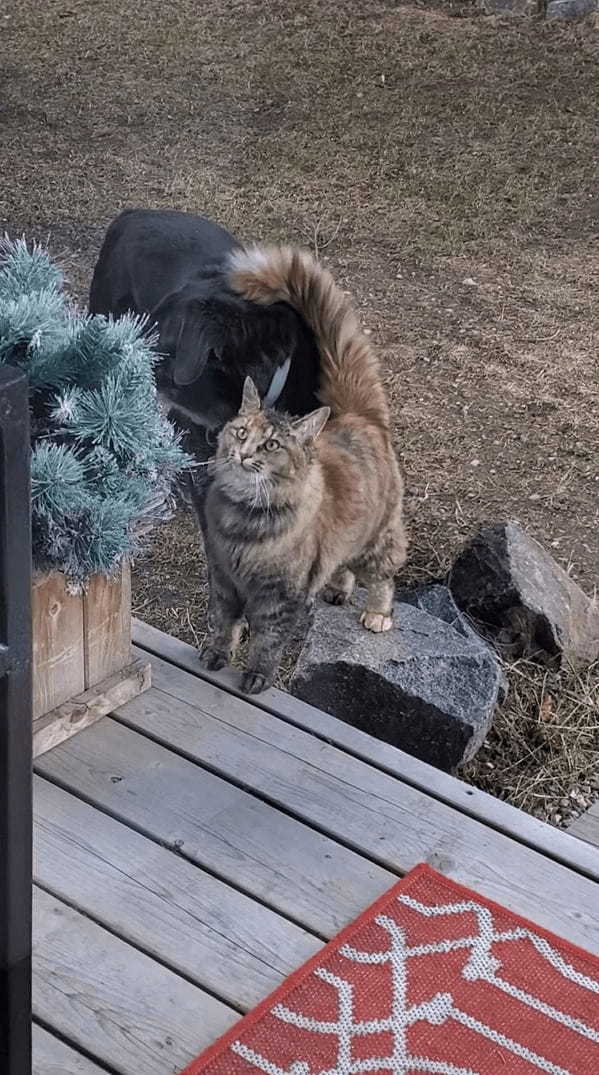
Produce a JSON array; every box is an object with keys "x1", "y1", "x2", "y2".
[{"x1": 209, "y1": 456, "x2": 233, "y2": 468}]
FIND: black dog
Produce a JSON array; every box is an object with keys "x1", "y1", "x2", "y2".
[{"x1": 89, "y1": 209, "x2": 321, "y2": 440}]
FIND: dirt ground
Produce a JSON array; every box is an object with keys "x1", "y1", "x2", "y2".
[{"x1": 2, "y1": 0, "x2": 598, "y2": 823}]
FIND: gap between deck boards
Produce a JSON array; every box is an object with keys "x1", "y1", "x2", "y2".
[
  {"x1": 34, "y1": 774, "x2": 323, "y2": 1011},
  {"x1": 34, "y1": 721, "x2": 393, "y2": 940},
  {"x1": 131, "y1": 619, "x2": 599, "y2": 884},
  {"x1": 36, "y1": 652, "x2": 599, "y2": 956},
  {"x1": 32, "y1": 885, "x2": 238, "y2": 1074},
  {"x1": 32, "y1": 638, "x2": 599, "y2": 1073},
  {"x1": 33, "y1": 1021, "x2": 117, "y2": 1075}
]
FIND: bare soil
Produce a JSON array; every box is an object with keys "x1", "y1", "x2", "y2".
[{"x1": 2, "y1": 0, "x2": 598, "y2": 824}]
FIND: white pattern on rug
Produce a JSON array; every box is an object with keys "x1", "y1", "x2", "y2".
[{"x1": 229, "y1": 892, "x2": 599, "y2": 1075}]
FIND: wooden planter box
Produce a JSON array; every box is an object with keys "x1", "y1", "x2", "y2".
[{"x1": 32, "y1": 562, "x2": 151, "y2": 757}]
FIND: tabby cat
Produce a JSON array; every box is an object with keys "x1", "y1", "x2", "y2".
[{"x1": 200, "y1": 245, "x2": 407, "y2": 694}]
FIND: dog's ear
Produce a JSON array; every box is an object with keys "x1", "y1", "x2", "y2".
[
  {"x1": 291, "y1": 407, "x2": 330, "y2": 444},
  {"x1": 239, "y1": 376, "x2": 262, "y2": 415},
  {"x1": 153, "y1": 294, "x2": 213, "y2": 387},
  {"x1": 172, "y1": 315, "x2": 211, "y2": 386}
]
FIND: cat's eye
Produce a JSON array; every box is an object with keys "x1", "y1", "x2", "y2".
[
  {"x1": 236, "y1": 427, "x2": 248, "y2": 441},
  {"x1": 265, "y1": 438, "x2": 280, "y2": 452}
]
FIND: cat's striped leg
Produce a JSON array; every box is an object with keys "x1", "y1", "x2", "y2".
[
  {"x1": 200, "y1": 568, "x2": 244, "y2": 670},
  {"x1": 242, "y1": 588, "x2": 305, "y2": 694},
  {"x1": 322, "y1": 566, "x2": 355, "y2": 606}
]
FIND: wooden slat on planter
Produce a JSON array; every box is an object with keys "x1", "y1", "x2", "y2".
[
  {"x1": 33, "y1": 562, "x2": 149, "y2": 757},
  {"x1": 32, "y1": 658, "x2": 152, "y2": 759},
  {"x1": 83, "y1": 562, "x2": 132, "y2": 686},
  {"x1": 32, "y1": 572, "x2": 85, "y2": 720}
]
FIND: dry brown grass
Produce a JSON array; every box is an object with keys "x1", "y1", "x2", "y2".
[
  {"x1": 3, "y1": 0, "x2": 599, "y2": 823},
  {"x1": 464, "y1": 657, "x2": 599, "y2": 826}
]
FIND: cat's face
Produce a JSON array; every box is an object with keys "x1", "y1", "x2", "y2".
[{"x1": 213, "y1": 377, "x2": 329, "y2": 499}]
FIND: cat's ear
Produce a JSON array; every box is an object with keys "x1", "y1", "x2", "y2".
[
  {"x1": 292, "y1": 407, "x2": 330, "y2": 444},
  {"x1": 239, "y1": 376, "x2": 262, "y2": 415}
]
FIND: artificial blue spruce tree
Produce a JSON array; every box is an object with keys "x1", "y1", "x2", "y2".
[{"x1": 0, "y1": 237, "x2": 190, "y2": 583}]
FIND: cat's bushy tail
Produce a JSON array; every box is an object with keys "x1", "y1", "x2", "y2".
[{"x1": 228, "y1": 245, "x2": 389, "y2": 427}]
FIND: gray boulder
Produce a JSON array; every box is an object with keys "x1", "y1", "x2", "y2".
[
  {"x1": 481, "y1": 0, "x2": 597, "y2": 16},
  {"x1": 290, "y1": 585, "x2": 505, "y2": 772},
  {"x1": 546, "y1": 0, "x2": 596, "y2": 18},
  {"x1": 482, "y1": 0, "x2": 540, "y2": 15},
  {"x1": 449, "y1": 522, "x2": 599, "y2": 668}
]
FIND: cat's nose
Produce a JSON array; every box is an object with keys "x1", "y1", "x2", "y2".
[{"x1": 241, "y1": 457, "x2": 254, "y2": 471}]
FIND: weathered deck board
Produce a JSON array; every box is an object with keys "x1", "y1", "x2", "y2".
[
  {"x1": 32, "y1": 1025, "x2": 107, "y2": 1074},
  {"x1": 34, "y1": 621, "x2": 599, "y2": 1074},
  {"x1": 133, "y1": 620, "x2": 599, "y2": 882},
  {"x1": 35, "y1": 719, "x2": 393, "y2": 936},
  {"x1": 33, "y1": 887, "x2": 237, "y2": 1075},
  {"x1": 107, "y1": 669, "x2": 599, "y2": 954},
  {"x1": 34, "y1": 775, "x2": 321, "y2": 1010},
  {"x1": 38, "y1": 686, "x2": 599, "y2": 955},
  {"x1": 569, "y1": 801, "x2": 599, "y2": 848}
]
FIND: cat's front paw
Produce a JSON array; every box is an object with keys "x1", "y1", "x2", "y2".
[
  {"x1": 200, "y1": 646, "x2": 228, "y2": 671},
  {"x1": 322, "y1": 585, "x2": 350, "y2": 606},
  {"x1": 361, "y1": 611, "x2": 393, "y2": 633},
  {"x1": 242, "y1": 670, "x2": 271, "y2": 695}
]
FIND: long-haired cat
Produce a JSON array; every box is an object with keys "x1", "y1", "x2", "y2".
[{"x1": 201, "y1": 246, "x2": 407, "y2": 694}]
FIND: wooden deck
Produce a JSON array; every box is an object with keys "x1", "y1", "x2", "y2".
[
  {"x1": 32, "y1": 620, "x2": 599, "y2": 1074},
  {"x1": 569, "y1": 801, "x2": 599, "y2": 848}
]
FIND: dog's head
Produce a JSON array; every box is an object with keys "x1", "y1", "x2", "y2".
[{"x1": 153, "y1": 279, "x2": 317, "y2": 430}]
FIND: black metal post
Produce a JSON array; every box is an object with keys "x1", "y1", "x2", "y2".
[{"x1": 0, "y1": 366, "x2": 33, "y2": 1075}]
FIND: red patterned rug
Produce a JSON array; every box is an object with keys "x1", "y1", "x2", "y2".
[{"x1": 182, "y1": 864, "x2": 599, "y2": 1075}]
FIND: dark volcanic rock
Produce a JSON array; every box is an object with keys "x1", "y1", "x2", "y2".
[
  {"x1": 449, "y1": 522, "x2": 599, "y2": 668},
  {"x1": 290, "y1": 585, "x2": 505, "y2": 772},
  {"x1": 481, "y1": 0, "x2": 596, "y2": 16},
  {"x1": 482, "y1": 0, "x2": 540, "y2": 14},
  {"x1": 546, "y1": 0, "x2": 596, "y2": 18}
]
